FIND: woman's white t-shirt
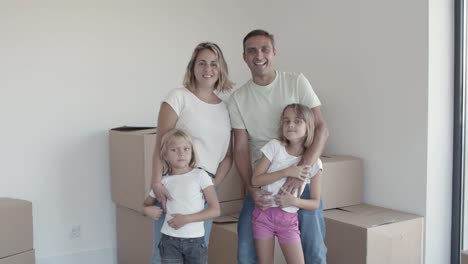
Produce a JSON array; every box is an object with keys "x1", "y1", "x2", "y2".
[{"x1": 164, "y1": 88, "x2": 231, "y2": 175}]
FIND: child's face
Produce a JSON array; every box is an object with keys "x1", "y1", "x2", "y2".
[
  {"x1": 164, "y1": 137, "x2": 192, "y2": 171},
  {"x1": 282, "y1": 107, "x2": 307, "y2": 143}
]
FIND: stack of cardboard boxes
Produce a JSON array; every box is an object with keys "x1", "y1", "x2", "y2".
[
  {"x1": 109, "y1": 127, "x2": 424, "y2": 264},
  {"x1": 0, "y1": 198, "x2": 35, "y2": 264}
]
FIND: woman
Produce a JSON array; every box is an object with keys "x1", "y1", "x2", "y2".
[{"x1": 150, "y1": 42, "x2": 234, "y2": 264}]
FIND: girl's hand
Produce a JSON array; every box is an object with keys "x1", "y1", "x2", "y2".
[
  {"x1": 285, "y1": 165, "x2": 310, "y2": 181},
  {"x1": 168, "y1": 214, "x2": 189, "y2": 229},
  {"x1": 153, "y1": 182, "x2": 173, "y2": 211},
  {"x1": 275, "y1": 187, "x2": 297, "y2": 208},
  {"x1": 143, "y1": 206, "x2": 163, "y2": 220}
]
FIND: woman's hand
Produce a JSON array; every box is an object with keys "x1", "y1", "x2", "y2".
[
  {"x1": 152, "y1": 182, "x2": 173, "y2": 211},
  {"x1": 249, "y1": 186, "x2": 273, "y2": 210},
  {"x1": 143, "y1": 206, "x2": 163, "y2": 220}
]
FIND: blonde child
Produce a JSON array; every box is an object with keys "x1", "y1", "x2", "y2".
[
  {"x1": 143, "y1": 128, "x2": 220, "y2": 264},
  {"x1": 251, "y1": 104, "x2": 323, "y2": 264}
]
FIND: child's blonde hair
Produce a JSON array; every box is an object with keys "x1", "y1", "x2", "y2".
[
  {"x1": 278, "y1": 104, "x2": 315, "y2": 148},
  {"x1": 160, "y1": 129, "x2": 197, "y2": 175}
]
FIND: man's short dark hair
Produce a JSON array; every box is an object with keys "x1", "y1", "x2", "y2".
[{"x1": 243, "y1": 29, "x2": 275, "y2": 52}]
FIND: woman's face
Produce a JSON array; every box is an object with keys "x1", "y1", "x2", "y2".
[{"x1": 193, "y1": 48, "x2": 219, "y2": 89}]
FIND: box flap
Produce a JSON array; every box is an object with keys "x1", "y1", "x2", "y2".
[
  {"x1": 213, "y1": 215, "x2": 238, "y2": 224},
  {"x1": 325, "y1": 204, "x2": 422, "y2": 228},
  {"x1": 110, "y1": 126, "x2": 156, "y2": 135}
]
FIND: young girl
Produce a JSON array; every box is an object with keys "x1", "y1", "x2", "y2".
[
  {"x1": 251, "y1": 103, "x2": 323, "y2": 264},
  {"x1": 144, "y1": 128, "x2": 220, "y2": 264}
]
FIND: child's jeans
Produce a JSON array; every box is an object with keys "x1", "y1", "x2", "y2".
[
  {"x1": 252, "y1": 207, "x2": 300, "y2": 244},
  {"x1": 158, "y1": 234, "x2": 207, "y2": 264}
]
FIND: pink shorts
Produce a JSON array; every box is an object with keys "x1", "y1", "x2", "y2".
[{"x1": 251, "y1": 207, "x2": 300, "y2": 244}]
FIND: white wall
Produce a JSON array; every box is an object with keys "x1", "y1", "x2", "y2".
[{"x1": 0, "y1": 0, "x2": 452, "y2": 263}]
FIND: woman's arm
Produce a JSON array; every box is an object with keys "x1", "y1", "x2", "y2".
[
  {"x1": 251, "y1": 155, "x2": 309, "y2": 188},
  {"x1": 167, "y1": 186, "x2": 220, "y2": 229},
  {"x1": 275, "y1": 170, "x2": 322, "y2": 211},
  {"x1": 151, "y1": 102, "x2": 178, "y2": 208},
  {"x1": 213, "y1": 132, "x2": 234, "y2": 188}
]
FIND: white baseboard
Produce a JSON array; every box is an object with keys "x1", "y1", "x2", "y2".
[{"x1": 36, "y1": 247, "x2": 116, "y2": 264}]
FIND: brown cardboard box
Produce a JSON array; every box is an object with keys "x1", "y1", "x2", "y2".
[
  {"x1": 209, "y1": 215, "x2": 286, "y2": 264},
  {"x1": 116, "y1": 205, "x2": 154, "y2": 264},
  {"x1": 324, "y1": 204, "x2": 423, "y2": 264},
  {"x1": 321, "y1": 155, "x2": 363, "y2": 210},
  {"x1": 0, "y1": 198, "x2": 33, "y2": 259},
  {"x1": 116, "y1": 200, "x2": 243, "y2": 264},
  {"x1": 0, "y1": 250, "x2": 35, "y2": 264},
  {"x1": 462, "y1": 249, "x2": 468, "y2": 264},
  {"x1": 109, "y1": 127, "x2": 245, "y2": 212}
]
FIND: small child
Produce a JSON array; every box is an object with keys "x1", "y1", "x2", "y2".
[
  {"x1": 143, "y1": 128, "x2": 220, "y2": 264},
  {"x1": 251, "y1": 103, "x2": 323, "y2": 264}
]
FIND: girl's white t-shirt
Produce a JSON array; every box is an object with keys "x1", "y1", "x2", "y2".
[
  {"x1": 150, "y1": 169, "x2": 213, "y2": 238},
  {"x1": 164, "y1": 88, "x2": 231, "y2": 175},
  {"x1": 260, "y1": 139, "x2": 322, "y2": 213}
]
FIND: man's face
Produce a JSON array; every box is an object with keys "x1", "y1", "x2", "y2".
[{"x1": 243, "y1": 35, "x2": 276, "y2": 79}]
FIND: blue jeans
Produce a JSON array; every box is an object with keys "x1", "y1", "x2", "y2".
[
  {"x1": 158, "y1": 234, "x2": 207, "y2": 264},
  {"x1": 151, "y1": 202, "x2": 213, "y2": 264},
  {"x1": 237, "y1": 185, "x2": 327, "y2": 264}
]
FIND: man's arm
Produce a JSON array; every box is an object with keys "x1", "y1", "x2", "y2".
[
  {"x1": 233, "y1": 128, "x2": 272, "y2": 209},
  {"x1": 301, "y1": 106, "x2": 329, "y2": 166}
]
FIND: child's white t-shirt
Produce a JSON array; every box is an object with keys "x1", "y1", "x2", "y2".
[
  {"x1": 149, "y1": 168, "x2": 213, "y2": 238},
  {"x1": 260, "y1": 139, "x2": 322, "y2": 213}
]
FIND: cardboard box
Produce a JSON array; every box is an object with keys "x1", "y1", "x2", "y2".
[
  {"x1": 209, "y1": 215, "x2": 286, "y2": 264},
  {"x1": 0, "y1": 198, "x2": 33, "y2": 259},
  {"x1": 321, "y1": 155, "x2": 363, "y2": 210},
  {"x1": 116, "y1": 206, "x2": 154, "y2": 264},
  {"x1": 0, "y1": 250, "x2": 35, "y2": 264},
  {"x1": 109, "y1": 127, "x2": 245, "y2": 212},
  {"x1": 324, "y1": 204, "x2": 423, "y2": 264},
  {"x1": 462, "y1": 249, "x2": 468, "y2": 264}
]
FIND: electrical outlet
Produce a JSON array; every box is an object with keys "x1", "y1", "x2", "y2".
[{"x1": 70, "y1": 225, "x2": 81, "y2": 239}]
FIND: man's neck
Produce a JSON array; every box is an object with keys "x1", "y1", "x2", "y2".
[{"x1": 252, "y1": 71, "x2": 276, "y2": 86}]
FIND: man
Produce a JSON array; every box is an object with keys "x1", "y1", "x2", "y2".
[{"x1": 228, "y1": 29, "x2": 329, "y2": 264}]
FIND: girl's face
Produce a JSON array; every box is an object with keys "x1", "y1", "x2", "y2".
[
  {"x1": 282, "y1": 107, "x2": 307, "y2": 143},
  {"x1": 164, "y1": 137, "x2": 193, "y2": 170},
  {"x1": 194, "y1": 49, "x2": 219, "y2": 89}
]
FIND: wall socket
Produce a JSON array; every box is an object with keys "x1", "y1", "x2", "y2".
[{"x1": 70, "y1": 225, "x2": 81, "y2": 239}]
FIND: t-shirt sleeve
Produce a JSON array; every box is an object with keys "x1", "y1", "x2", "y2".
[
  {"x1": 163, "y1": 88, "x2": 185, "y2": 116},
  {"x1": 297, "y1": 73, "x2": 321, "y2": 108},
  {"x1": 308, "y1": 158, "x2": 323, "y2": 179},
  {"x1": 260, "y1": 139, "x2": 280, "y2": 162},
  {"x1": 198, "y1": 170, "x2": 214, "y2": 190},
  {"x1": 149, "y1": 189, "x2": 156, "y2": 198},
  {"x1": 227, "y1": 94, "x2": 246, "y2": 129}
]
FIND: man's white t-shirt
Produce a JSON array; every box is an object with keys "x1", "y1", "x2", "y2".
[
  {"x1": 260, "y1": 139, "x2": 322, "y2": 213},
  {"x1": 164, "y1": 88, "x2": 231, "y2": 175},
  {"x1": 228, "y1": 71, "x2": 321, "y2": 166},
  {"x1": 150, "y1": 168, "x2": 213, "y2": 238}
]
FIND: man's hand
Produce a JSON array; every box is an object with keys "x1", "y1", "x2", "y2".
[
  {"x1": 249, "y1": 186, "x2": 273, "y2": 210},
  {"x1": 279, "y1": 177, "x2": 305, "y2": 198},
  {"x1": 285, "y1": 165, "x2": 310, "y2": 181},
  {"x1": 168, "y1": 214, "x2": 189, "y2": 230},
  {"x1": 152, "y1": 182, "x2": 173, "y2": 211},
  {"x1": 275, "y1": 187, "x2": 297, "y2": 208},
  {"x1": 143, "y1": 206, "x2": 163, "y2": 220}
]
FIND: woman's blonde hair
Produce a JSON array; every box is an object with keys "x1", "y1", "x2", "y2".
[
  {"x1": 183, "y1": 42, "x2": 234, "y2": 93},
  {"x1": 278, "y1": 104, "x2": 315, "y2": 148},
  {"x1": 160, "y1": 129, "x2": 197, "y2": 175}
]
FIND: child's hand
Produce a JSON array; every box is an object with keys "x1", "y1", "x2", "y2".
[
  {"x1": 143, "y1": 206, "x2": 163, "y2": 220},
  {"x1": 285, "y1": 165, "x2": 310, "y2": 181},
  {"x1": 275, "y1": 187, "x2": 297, "y2": 208},
  {"x1": 168, "y1": 214, "x2": 189, "y2": 230}
]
